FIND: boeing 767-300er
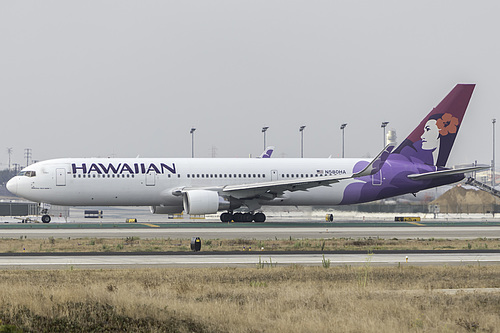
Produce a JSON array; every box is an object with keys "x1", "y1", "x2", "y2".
[{"x1": 7, "y1": 84, "x2": 488, "y2": 223}]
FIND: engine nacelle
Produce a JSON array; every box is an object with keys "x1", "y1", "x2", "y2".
[
  {"x1": 150, "y1": 205, "x2": 183, "y2": 214},
  {"x1": 182, "y1": 190, "x2": 230, "y2": 215}
]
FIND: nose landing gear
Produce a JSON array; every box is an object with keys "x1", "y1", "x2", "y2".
[{"x1": 220, "y1": 212, "x2": 266, "y2": 223}]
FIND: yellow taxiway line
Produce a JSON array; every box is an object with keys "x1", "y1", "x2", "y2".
[
  {"x1": 407, "y1": 222, "x2": 425, "y2": 226},
  {"x1": 141, "y1": 223, "x2": 160, "y2": 228}
]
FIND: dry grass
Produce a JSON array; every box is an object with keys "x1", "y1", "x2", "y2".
[
  {"x1": 0, "y1": 265, "x2": 499, "y2": 332},
  {"x1": 3, "y1": 236, "x2": 500, "y2": 253}
]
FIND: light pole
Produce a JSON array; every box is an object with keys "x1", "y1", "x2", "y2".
[
  {"x1": 381, "y1": 122, "x2": 389, "y2": 148},
  {"x1": 299, "y1": 126, "x2": 306, "y2": 158},
  {"x1": 190, "y1": 128, "x2": 196, "y2": 158},
  {"x1": 6, "y1": 148, "x2": 12, "y2": 170},
  {"x1": 340, "y1": 123, "x2": 347, "y2": 158},
  {"x1": 262, "y1": 126, "x2": 269, "y2": 150},
  {"x1": 493, "y1": 119, "x2": 496, "y2": 187}
]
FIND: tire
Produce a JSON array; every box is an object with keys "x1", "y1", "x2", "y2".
[
  {"x1": 41, "y1": 215, "x2": 51, "y2": 223},
  {"x1": 233, "y1": 213, "x2": 243, "y2": 222},
  {"x1": 220, "y1": 213, "x2": 231, "y2": 222},
  {"x1": 242, "y1": 213, "x2": 253, "y2": 222},
  {"x1": 254, "y1": 213, "x2": 266, "y2": 223}
]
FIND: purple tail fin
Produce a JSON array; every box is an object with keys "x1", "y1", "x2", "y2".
[{"x1": 392, "y1": 84, "x2": 475, "y2": 167}]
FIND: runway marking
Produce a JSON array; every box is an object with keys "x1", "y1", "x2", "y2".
[
  {"x1": 407, "y1": 222, "x2": 425, "y2": 226},
  {"x1": 141, "y1": 223, "x2": 160, "y2": 228}
]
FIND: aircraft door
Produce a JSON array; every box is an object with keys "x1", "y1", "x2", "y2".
[
  {"x1": 146, "y1": 171, "x2": 156, "y2": 186},
  {"x1": 372, "y1": 170, "x2": 382, "y2": 186},
  {"x1": 56, "y1": 168, "x2": 66, "y2": 186},
  {"x1": 271, "y1": 170, "x2": 278, "y2": 181}
]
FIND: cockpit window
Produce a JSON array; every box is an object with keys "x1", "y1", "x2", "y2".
[{"x1": 18, "y1": 170, "x2": 36, "y2": 177}]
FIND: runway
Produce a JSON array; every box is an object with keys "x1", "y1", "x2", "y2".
[
  {"x1": 0, "y1": 251, "x2": 498, "y2": 269},
  {"x1": 2, "y1": 223, "x2": 500, "y2": 240},
  {"x1": 1, "y1": 222, "x2": 500, "y2": 269}
]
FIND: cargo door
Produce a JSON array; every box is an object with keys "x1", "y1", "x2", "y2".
[
  {"x1": 146, "y1": 171, "x2": 156, "y2": 186},
  {"x1": 372, "y1": 170, "x2": 382, "y2": 186},
  {"x1": 56, "y1": 168, "x2": 66, "y2": 186}
]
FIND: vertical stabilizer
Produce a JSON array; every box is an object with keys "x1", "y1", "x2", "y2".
[{"x1": 393, "y1": 84, "x2": 475, "y2": 167}]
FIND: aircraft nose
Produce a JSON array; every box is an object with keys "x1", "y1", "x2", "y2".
[{"x1": 6, "y1": 178, "x2": 18, "y2": 195}]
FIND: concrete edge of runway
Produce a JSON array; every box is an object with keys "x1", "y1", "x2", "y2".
[{"x1": 3, "y1": 249, "x2": 500, "y2": 257}]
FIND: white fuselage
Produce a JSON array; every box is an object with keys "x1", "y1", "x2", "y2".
[{"x1": 7, "y1": 157, "x2": 367, "y2": 207}]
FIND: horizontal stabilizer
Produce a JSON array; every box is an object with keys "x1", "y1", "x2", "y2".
[{"x1": 407, "y1": 165, "x2": 490, "y2": 181}]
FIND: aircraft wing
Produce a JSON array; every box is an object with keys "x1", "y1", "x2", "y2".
[{"x1": 221, "y1": 145, "x2": 394, "y2": 200}]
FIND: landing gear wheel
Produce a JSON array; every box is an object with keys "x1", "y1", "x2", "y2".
[
  {"x1": 242, "y1": 213, "x2": 253, "y2": 222},
  {"x1": 233, "y1": 213, "x2": 243, "y2": 222},
  {"x1": 41, "y1": 215, "x2": 51, "y2": 223},
  {"x1": 254, "y1": 212, "x2": 266, "y2": 223},
  {"x1": 220, "y1": 212, "x2": 232, "y2": 222}
]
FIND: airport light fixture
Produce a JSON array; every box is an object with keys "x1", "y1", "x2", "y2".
[
  {"x1": 493, "y1": 119, "x2": 496, "y2": 187},
  {"x1": 299, "y1": 126, "x2": 306, "y2": 158},
  {"x1": 6, "y1": 148, "x2": 12, "y2": 170},
  {"x1": 381, "y1": 121, "x2": 389, "y2": 148},
  {"x1": 190, "y1": 128, "x2": 196, "y2": 158},
  {"x1": 262, "y1": 126, "x2": 269, "y2": 150},
  {"x1": 340, "y1": 123, "x2": 347, "y2": 158}
]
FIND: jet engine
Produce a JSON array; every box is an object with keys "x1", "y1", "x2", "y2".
[{"x1": 182, "y1": 190, "x2": 230, "y2": 215}]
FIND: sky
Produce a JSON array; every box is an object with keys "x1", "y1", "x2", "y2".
[{"x1": 1, "y1": 1, "x2": 499, "y2": 169}]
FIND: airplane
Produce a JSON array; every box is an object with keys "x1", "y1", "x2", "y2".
[
  {"x1": 259, "y1": 146, "x2": 274, "y2": 158},
  {"x1": 6, "y1": 84, "x2": 488, "y2": 223}
]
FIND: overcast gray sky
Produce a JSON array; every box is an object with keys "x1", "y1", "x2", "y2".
[{"x1": 1, "y1": 1, "x2": 498, "y2": 168}]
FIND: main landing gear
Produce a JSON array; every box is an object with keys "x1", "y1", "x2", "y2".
[{"x1": 220, "y1": 212, "x2": 266, "y2": 223}]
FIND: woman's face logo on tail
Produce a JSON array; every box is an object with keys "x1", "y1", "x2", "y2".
[
  {"x1": 420, "y1": 112, "x2": 460, "y2": 165},
  {"x1": 421, "y1": 119, "x2": 440, "y2": 151}
]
